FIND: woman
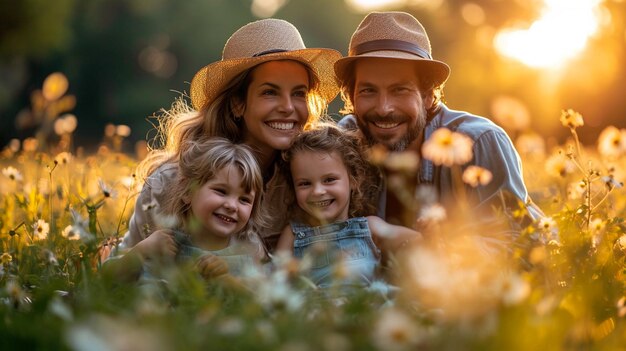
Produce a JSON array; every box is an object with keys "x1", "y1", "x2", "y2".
[{"x1": 106, "y1": 18, "x2": 341, "y2": 280}]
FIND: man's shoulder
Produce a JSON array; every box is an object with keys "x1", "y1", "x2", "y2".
[
  {"x1": 436, "y1": 105, "x2": 507, "y2": 140},
  {"x1": 337, "y1": 114, "x2": 358, "y2": 130}
]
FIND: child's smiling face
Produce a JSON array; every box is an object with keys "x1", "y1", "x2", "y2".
[
  {"x1": 188, "y1": 164, "x2": 255, "y2": 249},
  {"x1": 290, "y1": 150, "x2": 351, "y2": 226}
]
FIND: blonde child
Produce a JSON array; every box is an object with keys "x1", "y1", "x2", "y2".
[
  {"x1": 276, "y1": 124, "x2": 421, "y2": 288},
  {"x1": 108, "y1": 138, "x2": 266, "y2": 282}
]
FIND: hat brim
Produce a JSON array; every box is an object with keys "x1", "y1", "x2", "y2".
[
  {"x1": 190, "y1": 48, "x2": 342, "y2": 111},
  {"x1": 334, "y1": 52, "x2": 450, "y2": 88}
]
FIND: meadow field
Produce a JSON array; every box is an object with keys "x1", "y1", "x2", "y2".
[{"x1": 1, "y1": 73, "x2": 625, "y2": 350}]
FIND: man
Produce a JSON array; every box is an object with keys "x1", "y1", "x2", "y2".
[{"x1": 335, "y1": 11, "x2": 542, "y2": 232}]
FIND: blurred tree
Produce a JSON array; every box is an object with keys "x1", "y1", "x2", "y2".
[
  {"x1": 1, "y1": 0, "x2": 625, "y2": 151},
  {"x1": 0, "y1": 0, "x2": 75, "y2": 57},
  {"x1": 0, "y1": 0, "x2": 75, "y2": 145}
]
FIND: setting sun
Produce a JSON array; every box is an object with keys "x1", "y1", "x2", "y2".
[{"x1": 494, "y1": 0, "x2": 602, "y2": 69}]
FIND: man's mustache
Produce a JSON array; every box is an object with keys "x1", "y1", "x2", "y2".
[{"x1": 361, "y1": 112, "x2": 411, "y2": 124}]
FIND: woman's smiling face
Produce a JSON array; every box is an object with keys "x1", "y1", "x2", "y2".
[{"x1": 238, "y1": 60, "x2": 311, "y2": 158}]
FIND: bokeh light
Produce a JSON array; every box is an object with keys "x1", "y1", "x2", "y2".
[{"x1": 461, "y1": 3, "x2": 486, "y2": 27}]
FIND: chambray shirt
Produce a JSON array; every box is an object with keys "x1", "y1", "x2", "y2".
[{"x1": 339, "y1": 104, "x2": 543, "y2": 222}]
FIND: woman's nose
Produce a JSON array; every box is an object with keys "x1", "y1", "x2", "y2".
[{"x1": 278, "y1": 94, "x2": 295, "y2": 115}]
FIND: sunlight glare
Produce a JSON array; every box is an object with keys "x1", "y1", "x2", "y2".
[
  {"x1": 251, "y1": 0, "x2": 288, "y2": 18},
  {"x1": 345, "y1": 0, "x2": 443, "y2": 14},
  {"x1": 345, "y1": 0, "x2": 406, "y2": 12},
  {"x1": 494, "y1": 0, "x2": 602, "y2": 69}
]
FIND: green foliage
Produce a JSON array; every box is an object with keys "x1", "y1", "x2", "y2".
[
  {"x1": 1, "y1": 91, "x2": 626, "y2": 350},
  {"x1": 0, "y1": 0, "x2": 76, "y2": 57}
]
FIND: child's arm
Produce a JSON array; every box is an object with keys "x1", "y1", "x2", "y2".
[
  {"x1": 195, "y1": 254, "x2": 229, "y2": 279},
  {"x1": 275, "y1": 225, "x2": 295, "y2": 254},
  {"x1": 101, "y1": 229, "x2": 178, "y2": 282},
  {"x1": 367, "y1": 215, "x2": 423, "y2": 251},
  {"x1": 195, "y1": 254, "x2": 252, "y2": 292}
]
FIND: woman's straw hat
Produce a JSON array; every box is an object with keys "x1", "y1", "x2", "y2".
[
  {"x1": 190, "y1": 19, "x2": 342, "y2": 110},
  {"x1": 335, "y1": 12, "x2": 450, "y2": 87}
]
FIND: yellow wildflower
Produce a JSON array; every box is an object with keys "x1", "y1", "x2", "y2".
[
  {"x1": 422, "y1": 128, "x2": 473, "y2": 167},
  {"x1": 559, "y1": 109, "x2": 584, "y2": 129},
  {"x1": 545, "y1": 153, "x2": 575, "y2": 178},
  {"x1": 373, "y1": 308, "x2": 423, "y2": 351},
  {"x1": 54, "y1": 152, "x2": 73, "y2": 165},
  {"x1": 617, "y1": 234, "x2": 626, "y2": 252},
  {"x1": 385, "y1": 151, "x2": 419, "y2": 173},
  {"x1": 33, "y1": 219, "x2": 50, "y2": 241},
  {"x1": 366, "y1": 144, "x2": 389, "y2": 166},
  {"x1": 2, "y1": 166, "x2": 23, "y2": 182},
  {"x1": 590, "y1": 218, "x2": 605, "y2": 233},
  {"x1": 598, "y1": 126, "x2": 626, "y2": 158},
  {"x1": 418, "y1": 204, "x2": 447, "y2": 224},
  {"x1": 1, "y1": 253, "x2": 12, "y2": 264},
  {"x1": 497, "y1": 273, "x2": 530, "y2": 305},
  {"x1": 515, "y1": 132, "x2": 546, "y2": 159},
  {"x1": 62, "y1": 225, "x2": 81, "y2": 241},
  {"x1": 537, "y1": 216, "x2": 557, "y2": 233},
  {"x1": 462, "y1": 165, "x2": 493, "y2": 187},
  {"x1": 567, "y1": 180, "x2": 587, "y2": 200}
]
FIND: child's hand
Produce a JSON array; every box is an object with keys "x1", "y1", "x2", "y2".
[
  {"x1": 134, "y1": 229, "x2": 178, "y2": 261},
  {"x1": 196, "y1": 254, "x2": 229, "y2": 280}
]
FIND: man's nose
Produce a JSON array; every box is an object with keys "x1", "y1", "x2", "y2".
[{"x1": 375, "y1": 93, "x2": 394, "y2": 117}]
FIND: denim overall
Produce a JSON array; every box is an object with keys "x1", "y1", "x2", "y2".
[{"x1": 291, "y1": 217, "x2": 381, "y2": 288}]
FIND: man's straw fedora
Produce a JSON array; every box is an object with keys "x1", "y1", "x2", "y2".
[
  {"x1": 190, "y1": 19, "x2": 342, "y2": 111},
  {"x1": 335, "y1": 12, "x2": 450, "y2": 87}
]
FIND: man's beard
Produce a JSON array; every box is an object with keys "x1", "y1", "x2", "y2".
[{"x1": 356, "y1": 105, "x2": 428, "y2": 152}]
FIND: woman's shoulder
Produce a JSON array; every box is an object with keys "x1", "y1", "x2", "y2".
[{"x1": 145, "y1": 162, "x2": 178, "y2": 189}]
